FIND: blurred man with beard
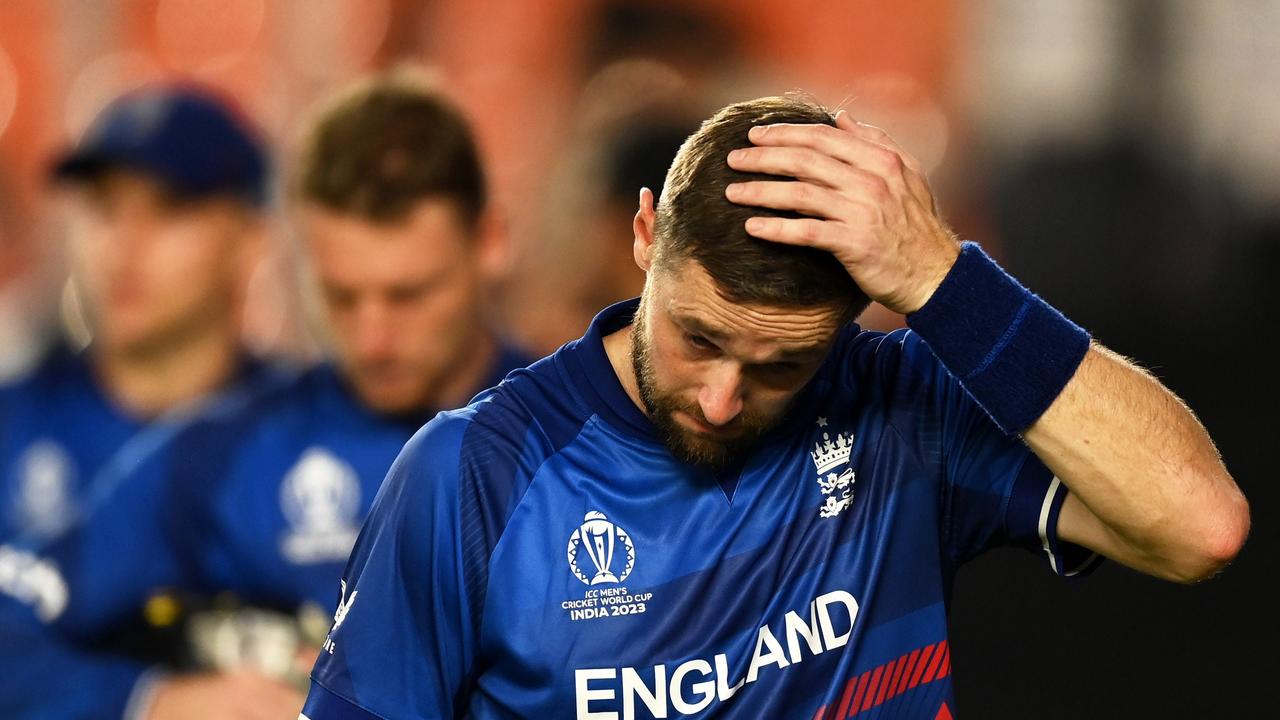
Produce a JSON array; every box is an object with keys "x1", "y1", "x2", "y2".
[
  {"x1": 299, "y1": 96, "x2": 1246, "y2": 720},
  {"x1": 0, "y1": 72, "x2": 530, "y2": 719}
]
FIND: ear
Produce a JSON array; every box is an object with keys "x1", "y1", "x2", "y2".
[
  {"x1": 632, "y1": 187, "x2": 657, "y2": 273},
  {"x1": 474, "y1": 208, "x2": 512, "y2": 281}
]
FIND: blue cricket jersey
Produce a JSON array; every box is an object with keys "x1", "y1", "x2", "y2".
[
  {"x1": 0, "y1": 347, "x2": 532, "y2": 719},
  {"x1": 0, "y1": 344, "x2": 283, "y2": 543},
  {"x1": 0, "y1": 345, "x2": 151, "y2": 542},
  {"x1": 302, "y1": 300, "x2": 1101, "y2": 720}
]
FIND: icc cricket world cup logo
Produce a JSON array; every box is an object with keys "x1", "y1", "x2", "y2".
[{"x1": 566, "y1": 511, "x2": 636, "y2": 585}]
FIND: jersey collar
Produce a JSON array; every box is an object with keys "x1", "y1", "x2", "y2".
[{"x1": 563, "y1": 298, "x2": 658, "y2": 441}]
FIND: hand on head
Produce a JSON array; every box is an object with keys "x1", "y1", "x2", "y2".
[{"x1": 724, "y1": 111, "x2": 960, "y2": 315}]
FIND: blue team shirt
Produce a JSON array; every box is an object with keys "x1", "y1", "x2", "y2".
[
  {"x1": 0, "y1": 347, "x2": 532, "y2": 719},
  {"x1": 0, "y1": 345, "x2": 282, "y2": 543},
  {"x1": 303, "y1": 299, "x2": 1100, "y2": 720},
  {"x1": 0, "y1": 345, "x2": 146, "y2": 541}
]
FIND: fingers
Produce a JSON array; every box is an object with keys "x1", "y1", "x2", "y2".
[
  {"x1": 725, "y1": 179, "x2": 850, "y2": 219},
  {"x1": 838, "y1": 115, "x2": 936, "y2": 212},
  {"x1": 726, "y1": 145, "x2": 855, "y2": 189},
  {"x1": 833, "y1": 109, "x2": 859, "y2": 134},
  {"x1": 848, "y1": 118, "x2": 934, "y2": 211},
  {"x1": 741, "y1": 215, "x2": 864, "y2": 256},
  {"x1": 743, "y1": 117, "x2": 936, "y2": 212},
  {"x1": 746, "y1": 122, "x2": 907, "y2": 180},
  {"x1": 834, "y1": 112, "x2": 926, "y2": 176}
]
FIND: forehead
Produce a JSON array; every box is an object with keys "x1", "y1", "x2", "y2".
[
  {"x1": 301, "y1": 198, "x2": 471, "y2": 283},
  {"x1": 652, "y1": 260, "x2": 846, "y2": 359},
  {"x1": 76, "y1": 170, "x2": 181, "y2": 209},
  {"x1": 73, "y1": 170, "x2": 248, "y2": 222}
]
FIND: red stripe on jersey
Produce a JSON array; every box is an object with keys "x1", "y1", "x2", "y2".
[
  {"x1": 836, "y1": 674, "x2": 860, "y2": 719},
  {"x1": 909, "y1": 643, "x2": 938, "y2": 689},
  {"x1": 874, "y1": 659, "x2": 900, "y2": 706},
  {"x1": 894, "y1": 647, "x2": 923, "y2": 698},
  {"x1": 847, "y1": 670, "x2": 872, "y2": 717},
  {"x1": 859, "y1": 665, "x2": 886, "y2": 713},
  {"x1": 922, "y1": 641, "x2": 948, "y2": 684},
  {"x1": 829, "y1": 640, "x2": 952, "y2": 717}
]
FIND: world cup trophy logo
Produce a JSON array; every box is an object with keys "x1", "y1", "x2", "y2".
[{"x1": 566, "y1": 511, "x2": 636, "y2": 585}]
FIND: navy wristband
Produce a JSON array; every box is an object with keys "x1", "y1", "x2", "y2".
[{"x1": 905, "y1": 241, "x2": 1090, "y2": 434}]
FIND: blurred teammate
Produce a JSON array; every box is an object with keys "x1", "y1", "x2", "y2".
[
  {"x1": 299, "y1": 97, "x2": 1248, "y2": 719},
  {"x1": 0, "y1": 84, "x2": 299, "y2": 718},
  {"x1": 0, "y1": 72, "x2": 531, "y2": 719},
  {"x1": 0, "y1": 86, "x2": 277, "y2": 543}
]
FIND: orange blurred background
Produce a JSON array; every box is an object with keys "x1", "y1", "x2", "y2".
[{"x1": 1, "y1": 2, "x2": 1276, "y2": 716}]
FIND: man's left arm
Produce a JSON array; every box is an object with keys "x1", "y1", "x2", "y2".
[
  {"x1": 1021, "y1": 341, "x2": 1248, "y2": 582},
  {"x1": 725, "y1": 112, "x2": 1249, "y2": 584}
]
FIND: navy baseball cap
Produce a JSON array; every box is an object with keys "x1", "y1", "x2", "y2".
[{"x1": 52, "y1": 84, "x2": 269, "y2": 206}]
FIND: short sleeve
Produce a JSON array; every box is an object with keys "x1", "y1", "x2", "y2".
[
  {"x1": 930, "y1": 340, "x2": 1101, "y2": 578},
  {"x1": 303, "y1": 414, "x2": 477, "y2": 720},
  {"x1": 840, "y1": 329, "x2": 1101, "y2": 579}
]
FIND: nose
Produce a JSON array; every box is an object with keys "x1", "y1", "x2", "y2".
[
  {"x1": 697, "y1": 363, "x2": 744, "y2": 427},
  {"x1": 352, "y1": 301, "x2": 396, "y2": 364},
  {"x1": 95, "y1": 216, "x2": 143, "y2": 268},
  {"x1": 79, "y1": 219, "x2": 146, "y2": 293}
]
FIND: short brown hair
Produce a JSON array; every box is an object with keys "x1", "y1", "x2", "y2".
[
  {"x1": 655, "y1": 96, "x2": 868, "y2": 317},
  {"x1": 295, "y1": 70, "x2": 486, "y2": 227}
]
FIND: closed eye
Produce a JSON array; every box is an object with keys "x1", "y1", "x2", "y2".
[
  {"x1": 323, "y1": 285, "x2": 357, "y2": 311},
  {"x1": 753, "y1": 361, "x2": 805, "y2": 380},
  {"x1": 685, "y1": 333, "x2": 719, "y2": 353}
]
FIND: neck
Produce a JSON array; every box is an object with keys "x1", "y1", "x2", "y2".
[
  {"x1": 95, "y1": 325, "x2": 241, "y2": 420},
  {"x1": 603, "y1": 324, "x2": 646, "y2": 415}
]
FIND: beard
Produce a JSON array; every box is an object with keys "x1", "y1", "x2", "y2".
[{"x1": 629, "y1": 303, "x2": 775, "y2": 472}]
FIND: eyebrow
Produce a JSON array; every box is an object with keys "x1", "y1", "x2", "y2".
[
  {"x1": 671, "y1": 312, "x2": 827, "y2": 363},
  {"x1": 672, "y1": 313, "x2": 728, "y2": 341},
  {"x1": 769, "y1": 345, "x2": 828, "y2": 364}
]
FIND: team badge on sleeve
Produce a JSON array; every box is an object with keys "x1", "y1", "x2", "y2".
[{"x1": 321, "y1": 579, "x2": 357, "y2": 655}]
